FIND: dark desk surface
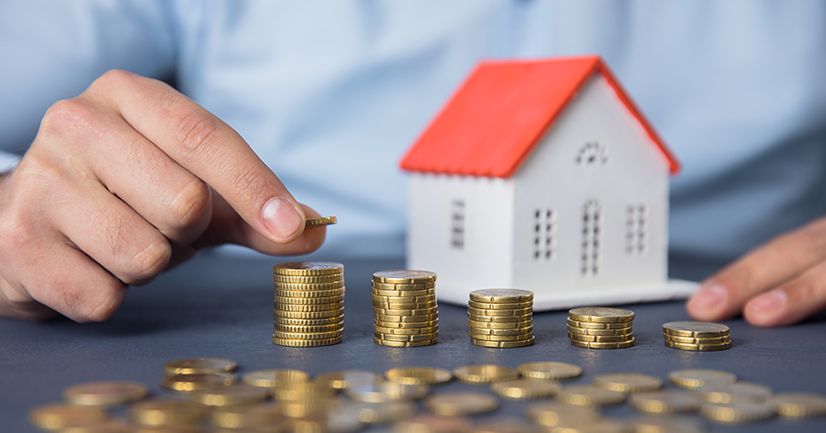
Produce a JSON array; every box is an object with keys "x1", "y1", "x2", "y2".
[{"x1": 2, "y1": 254, "x2": 825, "y2": 432}]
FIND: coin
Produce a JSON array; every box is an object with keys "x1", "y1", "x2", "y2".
[
  {"x1": 467, "y1": 319, "x2": 532, "y2": 329},
  {"x1": 469, "y1": 289, "x2": 534, "y2": 303},
  {"x1": 425, "y1": 392, "x2": 499, "y2": 416},
  {"x1": 470, "y1": 337, "x2": 535, "y2": 348},
  {"x1": 697, "y1": 382, "x2": 772, "y2": 404},
  {"x1": 567, "y1": 333, "x2": 635, "y2": 343},
  {"x1": 468, "y1": 313, "x2": 533, "y2": 323},
  {"x1": 771, "y1": 392, "x2": 826, "y2": 417},
  {"x1": 663, "y1": 334, "x2": 731, "y2": 345},
  {"x1": 275, "y1": 262, "x2": 344, "y2": 276},
  {"x1": 274, "y1": 274, "x2": 343, "y2": 283},
  {"x1": 190, "y1": 385, "x2": 268, "y2": 407},
  {"x1": 273, "y1": 329, "x2": 344, "y2": 340},
  {"x1": 305, "y1": 215, "x2": 337, "y2": 228},
  {"x1": 524, "y1": 402, "x2": 601, "y2": 427},
  {"x1": 517, "y1": 362, "x2": 583, "y2": 380},
  {"x1": 593, "y1": 373, "x2": 663, "y2": 393},
  {"x1": 567, "y1": 319, "x2": 633, "y2": 330},
  {"x1": 567, "y1": 326, "x2": 633, "y2": 337},
  {"x1": 375, "y1": 313, "x2": 440, "y2": 323},
  {"x1": 490, "y1": 378, "x2": 561, "y2": 399},
  {"x1": 60, "y1": 419, "x2": 132, "y2": 433},
  {"x1": 631, "y1": 417, "x2": 704, "y2": 433},
  {"x1": 557, "y1": 385, "x2": 626, "y2": 406},
  {"x1": 668, "y1": 369, "x2": 737, "y2": 389},
  {"x1": 274, "y1": 302, "x2": 344, "y2": 312},
  {"x1": 550, "y1": 418, "x2": 632, "y2": 433},
  {"x1": 315, "y1": 371, "x2": 381, "y2": 391},
  {"x1": 473, "y1": 417, "x2": 540, "y2": 433},
  {"x1": 392, "y1": 414, "x2": 474, "y2": 433},
  {"x1": 276, "y1": 309, "x2": 343, "y2": 319},
  {"x1": 355, "y1": 401, "x2": 417, "y2": 423},
  {"x1": 129, "y1": 399, "x2": 207, "y2": 426},
  {"x1": 29, "y1": 404, "x2": 108, "y2": 431},
  {"x1": 664, "y1": 339, "x2": 731, "y2": 351},
  {"x1": 372, "y1": 282, "x2": 436, "y2": 291},
  {"x1": 276, "y1": 315, "x2": 344, "y2": 326},
  {"x1": 164, "y1": 358, "x2": 237, "y2": 376},
  {"x1": 275, "y1": 294, "x2": 345, "y2": 305},
  {"x1": 471, "y1": 333, "x2": 534, "y2": 342},
  {"x1": 373, "y1": 270, "x2": 437, "y2": 284},
  {"x1": 243, "y1": 369, "x2": 309, "y2": 388},
  {"x1": 467, "y1": 307, "x2": 532, "y2": 316},
  {"x1": 468, "y1": 326, "x2": 533, "y2": 336},
  {"x1": 453, "y1": 364, "x2": 518, "y2": 383},
  {"x1": 386, "y1": 367, "x2": 452, "y2": 385},
  {"x1": 346, "y1": 380, "x2": 429, "y2": 403},
  {"x1": 700, "y1": 401, "x2": 776, "y2": 423},
  {"x1": 375, "y1": 325, "x2": 439, "y2": 336},
  {"x1": 375, "y1": 320, "x2": 439, "y2": 330},
  {"x1": 290, "y1": 406, "x2": 364, "y2": 433},
  {"x1": 161, "y1": 373, "x2": 235, "y2": 392},
  {"x1": 662, "y1": 321, "x2": 729, "y2": 337},
  {"x1": 63, "y1": 381, "x2": 148, "y2": 407},
  {"x1": 275, "y1": 323, "x2": 343, "y2": 334},
  {"x1": 374, "y1": 332, "x2": 438, "y2": 342},
  {"x1": 629, "y1": 390, "x2": 702, "y2": 414},
  {"x1": 372, "y1": 337, "x2": 437, "y2": 347},
  {"x1": 569, "y1": 338, "x2": 635, "y2": 349},
  {"x1": 568, "y1": 307, "x2": 634, "y2": 323},
  {"x1": 210, "y1": 403, "x2": 282, "y2": 429},
  {"x1": 467, "y1": 300, "x2": 533, "y2": 310},
  {"x1": 373, "y1": 288, "x2": 436, "y2": 297},
  {"x1": 273, "y1": 336, "x2": 342, "y2": 347}
]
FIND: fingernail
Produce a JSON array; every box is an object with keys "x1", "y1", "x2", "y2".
[
  {"x1": 748, "y1": 289, "x2": 787, "y2": 314},
  {"x1": 261, "y1": 197, "x2": 304, "y2": 242},
  {"x1": 689, "y1": 283, "x2": 728, "y2": 312}
]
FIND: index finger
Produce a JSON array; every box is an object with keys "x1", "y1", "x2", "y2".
[{"x1": 87, "y1": 70, "x2": 305, "y2": 243}]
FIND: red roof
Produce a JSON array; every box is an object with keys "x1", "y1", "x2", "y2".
[{"x1": 400, "y1": 56, "x2": 679, "y2": 178}]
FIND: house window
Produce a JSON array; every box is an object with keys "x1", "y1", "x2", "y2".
[
  {"x1": 450, "y1": 199, "x2": 465, "y2": 249},
  {"x1": 625, "y1": 204, "x2": 647, "y2": 255},
  {"x1": 533, "y1": 209, "x2": 555, "y2": 261},
  {"x1": 581, "y1": 200, "x2": 601, "y2": 276},
  {"x1": 575, "y1": 141, "x2": 608, "y2": 166}
]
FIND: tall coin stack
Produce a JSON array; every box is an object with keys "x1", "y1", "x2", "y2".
[
  {"x1": 467, "y1": 289, "x2": 535, "y2": 348},
  {"x1": 567, "y1": 307, "x2": 635, "y2": 349},
  {"x1": 372, "y1": 270, "x2": 439, "y2": 347},
  {"x1": 662, "y1": 321, "x2": 732, "y2": 351},
  {"x1": 273, "y1": 262, "x2": 345, "y2": 347}
]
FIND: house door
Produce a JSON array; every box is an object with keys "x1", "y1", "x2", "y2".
[{"x1": 581, "y1": 199, "x2": 601, "y2": 277}]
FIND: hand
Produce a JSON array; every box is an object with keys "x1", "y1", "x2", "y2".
[
  {"x1": 686, "y1": 218, "x2": 826, "y2": 326},
  {"x1": 0, "y1": 70, "x2": 325, "y2": 322}
]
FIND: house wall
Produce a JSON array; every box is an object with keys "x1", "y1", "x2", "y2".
[
  {"x1": 407, "y1": 174, "x2": 515, "y2": 297},
  {"x1": 512, "y1": 74, "x2": 669, "y2": 294}
]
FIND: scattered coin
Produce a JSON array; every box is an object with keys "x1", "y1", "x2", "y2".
[
  {"x1": 209, "y1": 403, "x2": 282, "y2": 429},
  {"x1": 386, "y1": 367, "x2": 452, "y2": 385},
  {"x1": 29, "y1": 404, "x2": 108, "y2": 431},
  {"x1": 304, "y1": 215, "x2": 337, "y2": 228},
  {"x1": 129, "y1": 399, "x2": 207, "y2": 427},
  {"x1": 592, "y1": 373, "x2": 663, "y2": 393},
  {"x1": 355, "y1": 401, "x2": 416, "y2": 423},
  {"x1": 391, "y1": 414, "x2": 474, "y2": 433},
  {"x1": 164, "y1": 358, "x2": 237, "y2": 376},
  {"x1": 557, "y1": 385, "x2": 626, "y2": 406},
  {"x1": 453, "y1": 364, "x2": 518, "y2": 383},
  {"x1": 696, "y1": 381, "x2": 772, "y2": 404},
  {"x1": 524, "y1": 402, "x2": 601, "y2": 427},
  {"x1": 629, "y1": 390, "x2": 702, "y2": 414},
  {"x1": 63, "y1": 381, "x2": 148, "y2": 407},
  {"x1": 490, "y1": 378, "x2": 561, "y2": 399},
  {"x1": 771, "y1": 392, "x2": 826, "y2": 418},
  {"x1": 189, "y1": 384, "x2": 268, "y2": 407},
  {"x1": 315, "y1": 370, "x2": 380, "y2": 391},
  {"x1": 668, "y1": 369, "x2": 737, "y2": 390},
  {"x1": 517, "y1": 361, "x2": 583, "y2": 380},
  {"x1": 473, "y1": 416, "x2": 540, "y2": 433},
  {"x1": 346, "y1": 380, "x2": 429, "y2": 403},
  {"x1": 631, "y1": 417, "x2": 704, "y2": 433},
  {"x1": 700, "y1": 401, "x2": 776, "y2": 423},
  {"x1": 160, "y1": 372, "x2": 235, "y2": 392},
  {"x1": 425, "y1": 392, "x2": 499, "y2": 416}
]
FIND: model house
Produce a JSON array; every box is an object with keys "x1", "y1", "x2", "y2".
[{"x1": 400, "y1": 56, "x2": 696, "y2": 310}]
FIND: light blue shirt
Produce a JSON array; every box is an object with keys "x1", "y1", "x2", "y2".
[{"x1": 2, "y1": 0, "x2": 825, "y2": 274}]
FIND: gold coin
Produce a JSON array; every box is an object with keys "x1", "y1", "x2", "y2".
[
  {"x1": 375, "y1": 313, "x2": 439, "y2": 323},
  {"x1": 471, "y1": 337, "x2": 535, "y2": 348},
  {"x1": 425, "y1": 392, "x2": 498, "y2": 416},
  {"x1": 273, "y1": 329, "x2": 344, "y2": 340},
  {"x1": 697, "y1": 382, "x2": 772, "y2": 404},
  {"x1": 29, "y1": 404, "x2": 108, "y2": 431},
  {"x1": 129, "y1": 399, "x2": 207, "y2": 426},
  {"x1": 373, "y1": 337, "x2": 437, "y2": 347},
  {"x1": 662, "y1": 321, "x2": 730, "y2": 338},
  {"x1": 314, "y1": 370, "x2": 381, "y2": 391},
  {"x1": 373, "y1": 306, "x2": 438, "y2": 316},
  {"x1": 467, "y1": 319, "x2": 532, "y2": 329},
  {"x1": 276, "y1": 314, "x2": 344, "y2": 326},
  {"x1": 385, "y1": 367, "x2": 452, "y2": 385},
  {"x1": 190, "y1": 385, "x2": 268, "y2": 407},
  {"x1": 373, "y1": 270, "x2": 437, "y2": 284},
  {"x1": 567, "y1": 333, "x2": 634, "y2": 343},
  {"x1": 374, "y1": 318, "x2": 439, "y2": 328},
  {"x1": 467, "y1": 300, "x2": 533, "y2": 310},
  {"x1": 63, "y1": 381, "x2": 148, "y2": 407},
  {"x1": 631, "y1": 417, "x2": 704, "y2": 433},
  {"x1": 372, "y1": 301, "x2": 438, "y2": 311},
  {"x1": 275, "y1": 290, "x2": 346, "y2": 301},
  {"x1": 274, "y1": 273, "x2": 343, "y2": 283},
  {"x1": 356, "y1": 401, "x2": 417, "y2": 424},
  {"x1": 275, "y1": 294, "x2": 345, "y2": 305},
  {"x1": 391, "y1": 414, "x2": 474, "y2": 433},
  {"x1": 373, "y1": 288, "x2": 436, "y2": 298},
  {"x1": 566, "y1": 319, "x2": 633, "y2": 330},
  {"x1": 471, "y1": 333, "x2": 534, "y2": 342},
  {"x1": 557, "y1": 385, "x2": 626, "y2": 406},
  {"x1": 524, "y1": 402, "x2": 600, "y2": 427},
  {"x1": 161, "y1": 373, "x2": 235, "y2": 392},
  {"x1": 771, "y1": 392, "x2": 826, "y2": 417},
  {"x1": 490, "y1": 378, "x2": 561, "y2": 399},
  {"x1": 467, "y1": 313, "x2": 532, "y2": 323},
  {"x1": 453, "y1": 364, "x2": 518, "y2": 383},
  {"x1": 469, "y1": 289, "x2": 533, "y2": 303},
  {"x1": 592, "y1": 373, "x2": 662, "y2": 393},
  {"x1": 372, "y1": 294, "x2": 436, "y2": 304},
  {"x1": 210, "y1": 403, "x2": 282, "y2": 429},
  {"x1": 346, "y1": 380, "x2": 429, "y2": 403},
  {"x1": 473, "y1": 417, "x2": 540, "y2": 433},
  {"x1": 551, "y1": 419, "x2": 632, "y2": 433},
  {"x1": 567, "y1": 325, "x2": 633, "y2": 337},
  {"x1": 273, "y1": 336, "x2": 342, "y2": 347},
  {"x1": 274, "y1": 262, "x2": 344, "y2": 276},
  {"x1": 275, "y1": 323, "x2": 343, "y2": 334},
  {"x1": 375, "y1": 332, "x2": 438, "y2": 342},
  {"x1": 275, "y1": 309, "x2": 343, "y2": 319},
  {"x1": 372, "y1": 282, "x2": 436, "y2": 291},
  {"x1": 304, "y1": 215, "x2": 337, "y2": 228},
  {"x1": 664, "y1": 339, "x2": 732, "y2": 351},
  {"x1": 375, "y1": 325, "x2": 438, "y2": 335},
  {"x1": 469, "y1": 325, "x2": 533, "y2": 336},
  {"x1": 629, "y1": 390, "x2": 702, "y2": 414},
  {"x1": 568, "y1": 307, "x2": 634, "y2": 323},
  {"x1": 517, "y1": 361, "x2": 582, "y2": 380},
  {"x1": 467, "y1": 306, "x2": 532, "y2": 317},
  {"x1": 59, "y1": 419, "x2": 133, "y2": 433},
  {"x1": 290, "y1": 407, "x2": 364, "y2": 433},
  {"x1": 164, "y1": 357, "x2": 237, "y2": 376},
  {"x1": 700, "y1": 401, "x2": 776, "y2": 423},
  {"x1": 569, "y1": 338, "x2": 635, "y2": 349},
  {"x1": 274, "y1": 301, "x2": 343, "y2": 312},
  {"x1": 669, "y1": 369, "x2": 737, "y2": 389},
  {"x1": 663, "y1": 334, "x2": 731, "y2": 345},
  {"x1": 275, "y1": 282, "x2": 345, "y2": 292}
]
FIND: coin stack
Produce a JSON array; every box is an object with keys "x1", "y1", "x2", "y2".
[
  {"x1": 372, "y1": 270, "x2": 439, "y2": 347},
  {"x1": 663, "y1": 321, "x2": 732, "y2": 351},
  {"x1": 273, "y1": 262, "x2": 345, "y2": 347},
  {"x1": 567, "y1": 307, "x2": 635, "y2": 349},
  {"x1": 467, "y1": 289, "x2": 535, "y2": 348}
]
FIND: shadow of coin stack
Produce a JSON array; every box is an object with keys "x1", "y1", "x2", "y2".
[
  {"x1": 272, "y1": 262, "x2": 345, "y2": 347},
  {"x1": 372, "y1": 270, "x2": 439, "y2": 347},
  {"x1": 467, "y1": 289, "x2": 535, "y2": 348}
]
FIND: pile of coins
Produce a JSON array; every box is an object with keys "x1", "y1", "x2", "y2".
[
  {"x1": 567, "y1": 307, "x2": 635, "y2": 349},
  {"x1": 273, "y1": 262, "x2": 345, "y2": 347},
  {"x1": 663, "y1": 321, "x2": 732, "y2": 351},
  {"x1": 372, "y1": 270, "x2": 439, "y2": 347},
  {"x1": 467, "y1": 289, "x2": 535, "y2": 348}
]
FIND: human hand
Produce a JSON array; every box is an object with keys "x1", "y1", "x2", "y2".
[
  {"x1": 0, "y1": 70, "x2": 325, "y2": 322},
  {"x1": 686, "y1": 219, "x2": 826, "y2": 326}
]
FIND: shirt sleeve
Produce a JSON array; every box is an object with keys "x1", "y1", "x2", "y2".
[{"x1": 0, "y1": 0, "x2": 177, "y2": 157}]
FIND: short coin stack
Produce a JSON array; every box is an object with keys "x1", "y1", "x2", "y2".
[
  {"x1": 663, "y1": 321, "x2": 732, "y2": 351},
  {"x1": 372, "y1": 270, "x2": 439, "y2": 347},
  {"x1": 467, "y1": 289, "x2": 535, "y2": 348},
  {"x1": 567, "y1": 307, "x2": 635, "y2": 349},
  {"x1": 273, "y1": 262, "x2": 345, "y2": 347}
]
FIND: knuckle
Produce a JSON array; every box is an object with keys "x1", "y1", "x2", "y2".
[
  {"x1": 77, "y1": 282, "x2": 126, "y2": 323},
  {"x1": 40, "y1": 99, "x2": 99, "y2": 138},
  {"x1": 175, "y1": 110, "x2": 221, "y2": 156},
  {"x1": 124, "y1": 240, "x2": 171, "y2": 284},
  {"x1": 168, "y1": 180, "x2": 211, "y2": 230},
  {"x1": 92, "y1": 69, "x2": 135, "y2": 91}
]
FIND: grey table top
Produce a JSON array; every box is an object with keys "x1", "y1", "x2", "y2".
[{"x1": 2, "y1": 253, "x2": 825, "y2": 432}]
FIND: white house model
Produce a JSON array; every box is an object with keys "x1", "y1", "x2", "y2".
[{"x1": 400, "y1": 56, "x2": 697, "y2": 310}]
